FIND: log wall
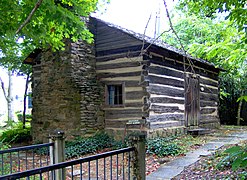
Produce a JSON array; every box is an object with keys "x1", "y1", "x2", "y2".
[
  {"x1": 145, "y1": 52, "x2": 220, "y2": 129},
  {"x1": 145, "y1": 55, "x2": 185, "y2": 129},
  {"x1": 96, "y1": 56, "x2": 148, "y2": 134}
]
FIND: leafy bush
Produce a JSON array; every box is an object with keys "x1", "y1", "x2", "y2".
[
  {"x1": 65, "y1": 132, "x2": 124, "y2": 159},
  {"x1": 16, "y1": 113, "x2": 32, "y2": 122},
  {"x1": 0, "y1": 123, "x2": 32, "y2": 143},
  {"x1": 217, "y1": 145, "x2": 247, "y2": 171},
  {"x1": 146, "y1": 136, "x2": 183, "y2": 157}
]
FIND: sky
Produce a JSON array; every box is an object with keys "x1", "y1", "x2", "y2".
[
  {"x1": 95, "y1": 0, "x2": 177, "y2": 37},
  {"x1": 0, "y1": 0, "x2": 177, "y2": 121}
]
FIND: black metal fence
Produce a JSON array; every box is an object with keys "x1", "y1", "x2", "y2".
[
  {"x1": 0, "y1": 143, "x2": 54, "y2": 176},
  {"x1": 0, "y1": 147, "x2": 135, "y2": 180},
  {"x1": 0, "y1": 132, "x2": 146, "y2": 180}
]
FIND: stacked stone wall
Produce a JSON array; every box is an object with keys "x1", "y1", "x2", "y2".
[{"x1": 31, "y1": 41, "x2": 104, "y2": 142}]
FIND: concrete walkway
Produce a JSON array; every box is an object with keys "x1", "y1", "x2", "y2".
[{"x1": 147, "y1": 131, "x2": 247, "y2": 180}]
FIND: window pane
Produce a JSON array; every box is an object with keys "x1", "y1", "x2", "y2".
[{"x1": 107, "y1": 85, "x2": 123, "y2": 105}]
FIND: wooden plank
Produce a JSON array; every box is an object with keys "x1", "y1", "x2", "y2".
[
  {"x1": 151, "y1": 97, "x2": 185, "y2": 104},
  {"x1": 101, "y1": 76, "x2": 140, "y2": 81},
  {"x1": 126, "y1": 91, "x2": 147, "y2": 100},
  {"x1": 199, "y1": 115, "x2": 219, "y2": 124},
  {"x1": 96, "y1": 66, "x2": 141, "y2": 73},
  {"x1": 105, "y1": 119, "x2": 144, "y2": 128},
  {"x1": 96, "y1": 45, "x2": 144, "y2": 57},
  {"x1": 125, "y1": 102, "x2": 143, "y2": 107},
  {"x1": 151, "y1": 105, "x2": 184, "y2": 113},
  {"x1": 97, "y1": 57, "x2": 142, "y2": 65},
  {"x1": 148, "y1": 84, "x2": 184, "y2": 97},
  {"x1": 97, "y1": 71, "x2": 141, "y2": 79},
  {"x1": 148, "y1": 75, "x2": 184, "y2": 88},
  {"x1": 200, "y1": 100, "x2": 218, "y2": 107},
  {"x1": 125, "y1": 81, "x2": 142, "y2": 87},
  {"x1": 105, "y1": 110, "x2": 144, "y2": 119},
  {"x1": 200, "y1": 108, "x2": 217, "y2": 114},
  {"x1": 148, "y1": 56, "x2": 219, "y2": 81},
  {"x1": 200, "y1": 92, "x2": 219, "y2": 102},
  {"x1": 96, "y1": 41, "x2": 142, "y2": 52},
  {"x1": 96, "y1": 61, "x2": 141, "y2": 70},
  {"x1": 149, "y1": 114, "x2": 184, "y2": 122},
  {"x1": 149, "y1": 121, "x2": 184, "y2": 129},
  {"x1": 96, "y1": 51, "x2": 141, "y2": 62},
  {"x1": 200, "y1": 78, "x2": 218, "y2": 87},
  {"x1": 147, "y1": 47, "x2": 220, "y2": 75},
  {"x1": 149, "y1": 65, "x2": 184, "y2": 79},
  {"x1": 200, "y1": 86, "x2": 218, "y2": 94}
]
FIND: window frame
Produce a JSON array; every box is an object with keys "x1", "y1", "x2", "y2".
[{"x1": 105, "y1": 82, "x2": 125, "y2": 107}]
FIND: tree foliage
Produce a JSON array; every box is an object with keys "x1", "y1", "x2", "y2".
[
  {"x1": 0, "y1": 0, "x2": 106, "y2": 71},
  {"x1": 0, "y1": 0, "x2": 99, "y2": 50},
  {"x1": 178, "y1": 0, "x2": 247, "y2": 36},
  {"x1": 0, "y1": 0, "x2": 106, "y2": 127}
]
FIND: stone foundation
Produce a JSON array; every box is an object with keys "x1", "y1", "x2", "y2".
[{"x1": 147, "y1": 126, "x2": 187, "y2": 139}]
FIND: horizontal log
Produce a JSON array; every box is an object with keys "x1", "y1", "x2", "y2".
[
  {"x1": 149, "y1": 114, "x2": 184, "y2": 122},
  {"x1": 97, "y1": 71, "x2": 141, "y2": 79},
  {"x1": 149, "y1": 65, "x2": 184, "y2": 79},
  {"x1": 96, "y1": 45, "x2": 144, "y2": 57},
  {"x1": 151, "y1": 97, "x2": 185, "y2": 104},
  {"x1": 97, "y1": 57, "x2": 142, "y2": 65},
  {"x1": 199, "y1": 115, "x2": 219, "y2": 124},
  {"x1": 149, "y1": 121, "x2": 184, "y2": 129},
  {"x1": 105, "y1": 119, "x2": 145, "y2": 128},
  {"x1": 148, "y1": 84, "x2": 184, "y2": 97},
  {"x1": 148, "y1": 75, "x2": 184, "y2": 88},
  {"x1": 200, "y1": 78, "x2": 218, "y2": 87},
  {"x1": 96, "y1": 40, "x2": 142, "y2": 50},
  {"x1": 101, "y1": 76, "x2": 140, "y2": 81},
  {"x1": 151, "y1": 105, "x2": 184, "y2": 113},
  {"x1": 96, "y1": 33, "x2": 140, "y2": 44},
  {"x1": 96, "y1": 51, "x2": 141, "y2": 62},
  {"x1": 148, "y1": 57, "x2": 219, "y2": 81},
  {"x1": 126, "y1": 91, "x2": 147, "y2": 100},
  {"x1": 200, "y1": 108, "x2": 217, "y2": 115},
  {"x1": 105, "y1": 109, "x2": 145, "y2": 119},
  {"x1": 96, "y1": 61, "x2": 141, "y2": 70},
  {"x1": 200, "y1": 86, "x2": 218, "y2": 94},
  {"x1": 200, "y1": 100, "x2": 218, "y2": 107},
  {"x1": 125, "y1": 102, "x2": 144, "y2": 108},
  {"x1": 200, "y1": 92, "x2": 219, "y2": 102}
]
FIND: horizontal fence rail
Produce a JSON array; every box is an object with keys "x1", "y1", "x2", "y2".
[
  {"x1": 0, "y1": 143, "x2": 54, "y2": 176},
  {"x1": 0, "y1": 147, "x2": 135, "y2": 180}
]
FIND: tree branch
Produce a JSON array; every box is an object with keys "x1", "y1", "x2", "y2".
[
  {"x1": 0, "y1": 76, "x2": 7, "y2": 100},
  {"x1": 144, "y1": 28, "x2": 172, "y2": 52},
  {"x1": 16, "y1": 0, "x2": 43, "y2": 34},
  {"x1": 141, "y1": 13, "x2": 152, "y2": 55},
  {"x1": 163, "y1": 0, "x2": 195, "y2": 74}
]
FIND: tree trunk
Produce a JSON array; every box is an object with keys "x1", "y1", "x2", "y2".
[
  {"x1": 237, "y1": 91, "x2": 244, "y2": 126},
  {"x1": 23, "y1": 73, "x2": 30, "y2": 129},
  {"x1": 7, "y1": 70, "x2": 14, "y2": 125}
]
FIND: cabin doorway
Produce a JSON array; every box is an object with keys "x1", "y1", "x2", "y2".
[{"x1": 185, "y1": 74, "x2": 200, "y2": 128}]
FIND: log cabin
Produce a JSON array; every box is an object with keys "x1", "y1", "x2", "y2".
[{"x1": 25, "y1": 17, "x2": 221, "y2": 142}]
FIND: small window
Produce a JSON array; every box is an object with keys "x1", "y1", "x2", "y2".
[{"x1": 107, "y1": 84, "x2": 123, "y2": 105}]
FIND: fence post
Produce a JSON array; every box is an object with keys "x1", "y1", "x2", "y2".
[
  {"x1": 49, "y1": 130, "x2": 66, "y2": 180},
  {"x1": 129, "y1": 133, "x2": 146, "y2": 180}
]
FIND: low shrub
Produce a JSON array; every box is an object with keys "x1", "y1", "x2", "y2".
[
  {"x1": 65, "y1": 132, "x2": 125, "y2": 159},
  {"x1": 0, "y1": 123, "x2": 32, "y2": 143},
  {"x1": 146, "y1": 136, "x2": 182, "y2": 157}
]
